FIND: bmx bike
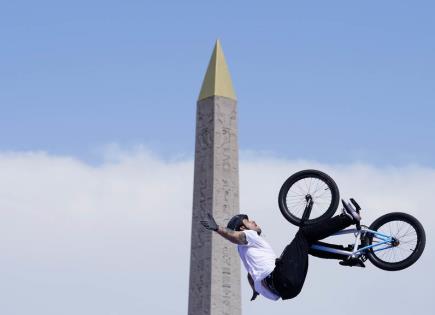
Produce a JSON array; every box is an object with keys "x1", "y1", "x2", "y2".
[{"x1": 278, "y1": 169, "x2": 426, "y2": 271}]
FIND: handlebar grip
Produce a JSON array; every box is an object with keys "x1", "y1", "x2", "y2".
[{"x1": 350, "y1": 198, "x2": 361, "y2": 211}]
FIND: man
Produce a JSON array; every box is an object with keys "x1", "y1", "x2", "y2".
[{"x1": 200, "y1": 200, "x2": 362, "y2": 301}]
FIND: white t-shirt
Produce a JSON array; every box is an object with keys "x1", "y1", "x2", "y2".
[{"x1": 237, "y1": 230, "x2": 280, "y2": 301}]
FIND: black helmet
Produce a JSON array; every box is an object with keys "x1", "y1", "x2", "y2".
[{"x1": 227, "y1": 214, "x2": 248, "y2": 231}]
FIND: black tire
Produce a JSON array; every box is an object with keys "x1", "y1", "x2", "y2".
[
  {"x1": 366, "y1": 212, "x2": 426, "y2": 271},
  {"x1": 278, "y1": 169, "x2": 340, "y2": 226}
]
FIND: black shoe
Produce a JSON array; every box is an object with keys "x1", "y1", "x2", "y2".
[
  {"x1": 341, "y1": 199, "x2": 361, "y2": 223},
  {"x1": 339, "y1": 257, "x2": 366, "y2": 268}
]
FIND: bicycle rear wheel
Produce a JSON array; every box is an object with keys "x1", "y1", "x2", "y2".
[
  {"x1": 278, "y1": 169, "x2": 340, "y2": 226},
  {"x1": 366, "y1": 212, "x2": 426, "y2": 271}
]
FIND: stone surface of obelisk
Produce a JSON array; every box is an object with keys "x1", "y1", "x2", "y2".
[{"x1": 188, "y1": 40, "x2": 241, "y2": 315}]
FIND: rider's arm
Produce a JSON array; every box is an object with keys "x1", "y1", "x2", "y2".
[
  {"x1": 200, "y1": 214, "x2": 248, "y2": 245},
  {"x1": 216, "y1": 226, "x2": 248, "y2": 245}
]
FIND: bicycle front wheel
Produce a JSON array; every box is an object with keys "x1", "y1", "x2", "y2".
[
  {"x1": 278, "y1": 169, "x2": 340, "y2": 226},
  {"x1": 366, "y1": 212, "x2": 426, "y2": 271}
]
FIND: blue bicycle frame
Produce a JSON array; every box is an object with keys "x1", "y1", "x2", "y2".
[{"x1": 310, "y1": 227, "x2": 395, "y2": 258}]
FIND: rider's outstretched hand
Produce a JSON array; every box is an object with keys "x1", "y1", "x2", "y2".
[{"x1": 200, "y1": 213, "x2": 219, "y2": 231}]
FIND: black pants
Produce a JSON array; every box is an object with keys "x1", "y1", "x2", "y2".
[{"x1": 272, "y1": 214, "x2": 353, "y2": 300}]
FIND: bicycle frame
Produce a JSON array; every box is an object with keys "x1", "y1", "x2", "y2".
[
  {"x1": 310, "y1": 227, "x2": 395, "y2": 258},
  {"x1": 299, "y1": 197, "x2": 396, "y2": 258}
]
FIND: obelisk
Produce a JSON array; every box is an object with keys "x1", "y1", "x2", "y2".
[{"x1": 188, "y1": 40, "x2": 241, "y2": 315}]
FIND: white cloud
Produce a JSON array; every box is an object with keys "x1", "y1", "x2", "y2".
[{"x1": 0, "y1": 149, "x2": 433, "y2": 315}]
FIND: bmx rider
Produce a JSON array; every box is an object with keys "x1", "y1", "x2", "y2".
[{"x1": 200, "y1": 202, "x2": 362, "y2": 301}]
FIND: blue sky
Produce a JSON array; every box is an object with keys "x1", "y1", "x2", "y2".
[
  {"x1": 1, "y1": 2, "x2": 434, "y2": 314},
  {"x1": 1, "y1": 1, "x2": 434, "y2": 166}
]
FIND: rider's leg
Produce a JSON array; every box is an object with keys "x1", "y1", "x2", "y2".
[
  {"x1": 273, "y1": 215, "x2": 353, "y2": 299},
  {"x1": 300, "y1": 214, "x2": 353, "y2": 243},
  {"x1": 309, "y1": 241, "x2": 348, "y2": 260},
  {"x1": 273, "y1": 231, "x2": 310, "y2": 300}
]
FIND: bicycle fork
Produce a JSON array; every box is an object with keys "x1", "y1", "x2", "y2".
[{"x1": 301, "y1": 195, "x2": 314, "y2": 226}]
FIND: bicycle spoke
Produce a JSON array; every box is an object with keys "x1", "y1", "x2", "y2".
[{"x1": 311, "y1": 179, "x2": 321, "y2": 195}]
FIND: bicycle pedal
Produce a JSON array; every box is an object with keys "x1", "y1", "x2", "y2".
[{"x1": 345, "y1": 244, "x2": 354, "y2": 251}]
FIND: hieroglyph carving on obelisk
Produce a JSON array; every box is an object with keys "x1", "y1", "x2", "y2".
[{"x1": 188, "y1": 40, "x2": 241, "y2": 315}]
